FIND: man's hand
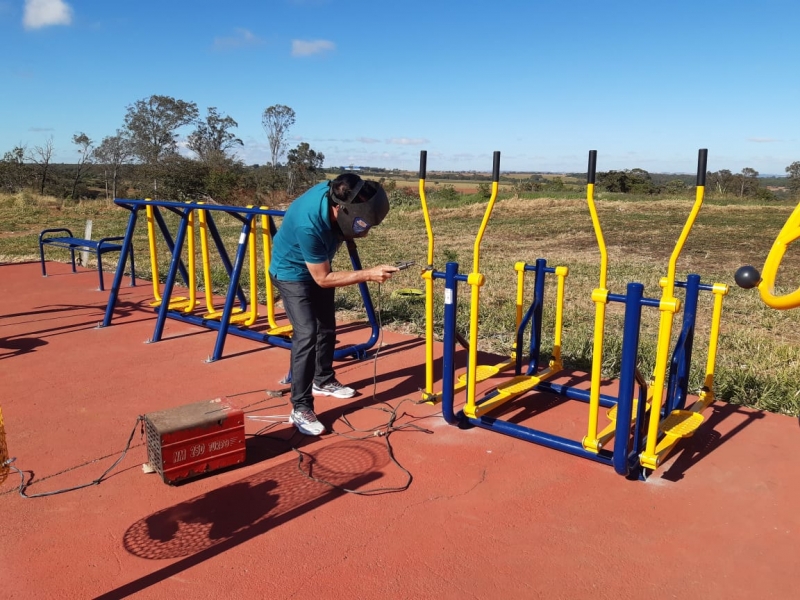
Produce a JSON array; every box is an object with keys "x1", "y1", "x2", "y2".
[{"x1": 366, "y1": 264, "x2": 399, "y2": 283}]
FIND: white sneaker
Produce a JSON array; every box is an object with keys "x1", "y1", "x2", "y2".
[
  {"x1": 312, "y1": 380, "x2": 356, "y2": 398},
  {"x1": 289, "y1": 409, "x2": 326, "y2": 436}
]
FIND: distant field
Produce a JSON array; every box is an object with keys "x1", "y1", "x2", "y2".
[{"x1": 2, "y1": 189, "x2": 798, "y2": 416}]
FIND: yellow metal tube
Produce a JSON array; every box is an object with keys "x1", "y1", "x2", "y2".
[
  {"x1": 552, "y1": 266, "x2": 568, "y2": 369},
  {"x1": 420, "y1": 172, "x2": 435, "y2": 397},
  {"x1": 642, "y1": 183, "x2": 705, "y2": 467},
  {"x1": 198, "y1": 207, "x2": 216, "y2": 314},
  {"x1": 704, "y1": 283, "x2": 728, "y2": 391},
  {"x1": 261, "y1": 211, "x2": 281, "y2": 330},
  {"x1": 145, "y1": 203, "x2": 162, "y2": 303},
  {"x1": 758, "y1": 201, "x2": 800, "y2": 309},
  {"x1": 465, "y1": 178, "x2": 499, "y2": 414},
  {"x1": 182, "y1": 207, "x2": 197, "y2": 313},
  {"x1": 584, "y1": 180, "x2": 609, "y2": 452}
]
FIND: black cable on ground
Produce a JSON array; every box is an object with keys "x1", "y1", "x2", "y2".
[
  {"x1": 287, "y1": 282, "x2": 438, "y2": 495},
  {"x1": 2, "y1": 416, "x2": 144, "y2": 499}
]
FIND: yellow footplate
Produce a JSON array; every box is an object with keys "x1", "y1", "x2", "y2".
[
  {"x1": 659, "y1": 410, "x2": 704, "y2": 438},
  {"x1": 468, "y1": 375, "x2": 540, "y2": 418},
  {"x1": 202, "y1": 308, "x2": 244, "y2": 320},
  {"x1": 641, "y1": 410, "x2": 705, "y2": 469},
  {"x1": 457, "y1": 364, "x2": 501, "y2": 384},
  {"x1": 266, "y1": 325, "x2": 293, "y2": 336}
]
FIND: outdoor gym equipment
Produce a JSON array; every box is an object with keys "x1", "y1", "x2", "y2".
[
  {"x1": 418, "y1": 151, "x2": 532, "y2": 404},
  {"x1": 434, "y1": 149, "x2": 728, "y2": 478},
  {"x1": 101, "y1": 198, "x2": 381, "y2": 362},
  {"x1": 735, "y1": 201, "x2": 800, "y2": 309}
]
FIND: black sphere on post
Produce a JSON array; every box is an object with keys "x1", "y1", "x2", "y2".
[{"x1": 734, "y1": 265, "x2": 761, "y2": 289}]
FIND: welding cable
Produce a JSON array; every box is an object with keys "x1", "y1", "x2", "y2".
[
  {"x1": 291, "y1": 282, "x2": 436, "y2": 495},
  {"x1": 2, "y1": 416, "x2": 144, "y2": 499}
]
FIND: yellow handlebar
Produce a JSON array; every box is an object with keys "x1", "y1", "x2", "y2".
[{"x1": 758, "y1": 202, "x2": 800, "y2": 310}]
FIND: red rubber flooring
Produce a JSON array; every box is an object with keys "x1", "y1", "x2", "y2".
[{"x1": 1, "y1": 260, "x2": 799, "y2": 599}]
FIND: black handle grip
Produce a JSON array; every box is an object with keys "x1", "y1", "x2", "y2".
[
  {"x1": 492, "y1": 151, "x2": 500, "y2": 182},
  {"x1": 419, "y1": 150, "x2": 427, "y2": 179},
  {"x1": 588, "y1": 150, "x2": 597, "y2": 184},
  {"x1": 697, "y1": 149, "x2": 708, "y2": 186}
]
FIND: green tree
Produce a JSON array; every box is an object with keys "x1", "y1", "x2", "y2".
[
  {"x1": 707, "y1": 169, "x2": 735, "y2": 195},
  {"x1": 786, "y1": 161, "x2": 800, "y2": 196},
  {"x1": 0, "y1": 145, "x2": 32, "y2": 192},
  {"x1": 95, "y1": 132, "x2": 133, "y2": 201},
  {"x1": 286, "y1": 142, "x2": 324, "y2": 195},
  {"x1": 187, "y1": 107, "x2": 243, "y2": 166},
  {"x1": 261, "y1": 104, "x2": 295, "y2": 167},
  {"x1": 28, "y1": 137, "x2": 55, "y2": 195},
  {"x1": 124, "y1": 95, "x2": 199, "y2": 165},
  {"x1": 70, "y1": 133, "x2": 94, "y2": 199},
  {"x1": 738, "y1": 167, "x2": 759, "y2": 198}
]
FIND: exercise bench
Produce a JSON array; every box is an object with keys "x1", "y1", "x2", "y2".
[{"x1": 39, "y1": 228, "x2": 136, "y2": 291}]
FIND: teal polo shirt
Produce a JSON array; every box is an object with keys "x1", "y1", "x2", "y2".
[{"x1": 269, "y1": 181, "x2": 342, "y2": 282}]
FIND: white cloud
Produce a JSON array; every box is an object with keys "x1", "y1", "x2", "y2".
[
  {"x1": 23, "y1": 0, "x2": 72, "y2": 30},
  {"x1": 213, "y1": 28, "x2": 263, "y2": 50},
  {"x1": 388, "y1": 137, "x2": 429, "y2": 146},
  {"x1": 291, "y1": 39, "x2": 335, "y2": 57},
  {"x1": 747, "y1": 137, "x2": 779, "y2": 143},
  {"x1": 356, "y1": 137, "x2": 381, "y2": 144}
]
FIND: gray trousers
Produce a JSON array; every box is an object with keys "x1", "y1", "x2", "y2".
[{"x1": 270, "y1": 276, "x2": 336, "y2": 412}]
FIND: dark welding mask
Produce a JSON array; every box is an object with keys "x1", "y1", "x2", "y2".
[{"x1": 329, "y1": 178, "x2": 390, "y2": 239}]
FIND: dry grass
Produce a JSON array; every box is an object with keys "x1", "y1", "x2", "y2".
[{"x1": 2, "y1": 191, "x2": 799, "y2": 415}]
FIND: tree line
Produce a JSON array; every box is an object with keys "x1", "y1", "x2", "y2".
[
  {"x1": 2, "y1": 94, "x2": 799, "y2": 203},
  {"x1": 0, "y1": 97, "x2": 324, "y2": 205}
]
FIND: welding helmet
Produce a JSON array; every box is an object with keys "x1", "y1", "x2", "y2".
[{"x1": 328, "y1": 176, "x2": 390, "y2": 239}]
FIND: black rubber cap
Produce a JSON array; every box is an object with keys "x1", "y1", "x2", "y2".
[{"x1": 734, "y1": 265, "x2": 761, "y2": 289}]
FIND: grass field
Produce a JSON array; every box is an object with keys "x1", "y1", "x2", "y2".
[{"x1": 2, "y1": 188, "x2": 799, "y2": 416}]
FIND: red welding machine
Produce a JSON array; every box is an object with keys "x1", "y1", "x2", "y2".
[{"x1": 143, "y1": 398, "x2": 246, "y2": 484}]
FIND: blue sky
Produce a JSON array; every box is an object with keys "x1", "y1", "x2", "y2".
[{"x1": 1, "y1": 0, "x2": 798, "y2": 175}]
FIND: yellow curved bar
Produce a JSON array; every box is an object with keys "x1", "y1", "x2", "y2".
[
  {"x1": 145, "y1": 202, "x2": 162, "y2": 303},
  {"x1": 228, "y1": 212, "x2": 258, "y2": 326},
  {"x1": 182, "y1": 205, "x2": 197, "y2": 314},
  {"x1": 261, "y1": 211, "x2": 282, "y2": 330},
  {"x1": 465, "y1": 180, "x2": 499, "y2": 416},
  {"x1": 758, "y1": 202, "x2": 800, "y2": 310},
  {"x1": 641, "y1": 179, "x2": 705, "y2": 469},
  {"x1": 584, "y1": 180, "x2": 609, "y2": 452},
  {"x1": 198, "y1": 207, "x2": 216, "y2": 314},
  {"x1": 419, "y1": 171, "x2": 435, "y2": 397}
]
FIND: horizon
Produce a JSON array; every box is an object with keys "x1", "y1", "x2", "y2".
[{"x1": 1, "y1": 1, "x2": 798, "y2": 175}]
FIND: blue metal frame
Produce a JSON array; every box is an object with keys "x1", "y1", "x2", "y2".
[
  {"x1": 434, "y1": 254, "x2": 714, "y2": 478},
  {"x1": 101, "y1": 198, "x2": 381, "y2": 362}
]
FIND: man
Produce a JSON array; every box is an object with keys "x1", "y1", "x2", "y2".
[{"x1": 269, "y1": 173, "x2": 398, "y2": 436}]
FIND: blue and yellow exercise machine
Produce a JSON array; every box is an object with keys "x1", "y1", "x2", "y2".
[
  {"x1": 101, "y1": 198, "x2": 381, "y2": 362},
  {"x1": 427, "y1": 149, "x2": 728, "y2": 478}
]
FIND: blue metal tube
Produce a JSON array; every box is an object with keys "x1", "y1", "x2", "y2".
[
  {"x1": 534, "y1": 381, "x2": 617, "y2": 408},
  {"x1": 527, "y1": 258, "x2": 547, "y2": 374},
  {"x1": 441, "y1": 262, "x2": 460, "y2": 424},
  {"x1": 151, "y1": 208, "x2": 192, "y2": 342},
  {"x1": 468, "y1": 416, "x2": 614, "y2": 466},
  {"x1": 612, "y1": 282, "x2": 644, "y2": 476},
  {"x1": 666, "y1": 274, "x2": 700, "y2": 413},
  {"x1": 210, "y1": 217, "x2": 253, "y2": 360},
  {"x1": 344, "y1": 240, "x2": 381, "y2": 359},
  {"x1": 114, "y1": 198, "x2": 285, "y2": 218},
  {"x1": 102, "y1": 204, "x2": 140, "y2": 327}
]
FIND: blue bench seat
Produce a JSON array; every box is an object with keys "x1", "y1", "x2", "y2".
[{"x1": 39, "y1": 228, "x2": 136, "y2": 291}]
